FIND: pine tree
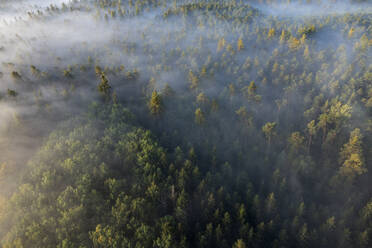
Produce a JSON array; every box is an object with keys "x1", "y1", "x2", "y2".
[
  {"x1": 237, "y1": 38, "x2": 244, "y2": 51},
  {"x1": 262, "y1": 122, "x2": 277, "y2": 148},
  {"x1": 97, "y1": 73, "x2": 111, "y2": 101},
  {"x1": 339, "y1": 128, "x2": 367, "y2": 180},
  {"x1": 148, "y1": 90, "x2": 163, "y2": 116},
  {"x1": 195, "y1": 108, "x2": 205, "y2": 125}
]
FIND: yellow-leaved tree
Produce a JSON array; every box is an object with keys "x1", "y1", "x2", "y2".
[
  {"x1": 339, "y1": 128, "x2": 367, "y2": 181},
  {"x1": 148, "y1": 90, "x2": 163, "y2": 116}
]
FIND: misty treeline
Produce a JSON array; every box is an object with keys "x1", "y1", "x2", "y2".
[{"x1": 0, "y1": 0, "x2": 371, "y2": 247}]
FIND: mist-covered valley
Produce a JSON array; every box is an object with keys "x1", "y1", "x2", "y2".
[{"x1": 0, "y1": 0, "x2": 371, "y2": 247}]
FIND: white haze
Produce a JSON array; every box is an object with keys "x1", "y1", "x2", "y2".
[
  {"x1": 0, "y1": 0, "x2": 77, "y2": 23},
  {"x1": 256, "y1": 1, "x2": 372, "y2": 17},
  {"x1": 0, "y1": 0, "x2": 370, "y2": 167}
]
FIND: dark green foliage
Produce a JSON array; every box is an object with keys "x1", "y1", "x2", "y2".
[
  {"x1": 98, "y1": 73, "x2": 112, "y2": 101},
  {"x1": 7, "y1": 89, "x2": 17, "y2": 97},
  {"x1": 11, "y1": 71, "x2": 21, "y2": 80}
]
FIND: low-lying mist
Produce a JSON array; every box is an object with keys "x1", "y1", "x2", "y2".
[
  {"x1": 0, "y1": 0, "x2": 368, "y2": 177},
  {"x1": 0, "y1": 0, "x2": 371, "y2": 246}
]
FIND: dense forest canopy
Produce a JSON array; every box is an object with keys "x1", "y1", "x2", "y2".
[{"x1": 0, "y1": 0, "x2": 371, "y2": 247}]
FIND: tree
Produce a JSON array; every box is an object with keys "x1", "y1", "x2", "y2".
[
  {"x1": 154, "y1": 218, "x2": 176, "y2": 248},
  {"x1": 229, "y1": 83, "x2": 236, "y2": 99},
  {"x1": 262, "y1": 122, "x2": 277, "y2": 148},
  {"x1": 361, "y1": 199, "x2": 372, "y2": 226},
  {"x1": 265, "y1": 192, "x2": 276, "y2": 215},
  {"x1": 237, "y1": 38, "x2": 244, "y2": 51},
  {"x1": 288, "y1": 37, "x2": 301, "y2": 50},
  {"x1": 217, "y1": 37, "x2": 225, "y2": 52},
  {"x1": 11, "y1": 71, "x2": 21, "y2": 81},
  {"x1": 97, "y1": 73, "x2": 111, "y2": 101},
  {"x1": 267, "y1": 28, "x2": 275, "y2": 39},
  {"x1": 328, "y1": 101, "x2": 352, "y2": 130},
  {"x1": 279, "y1": 30, "x2": 286, "y2": 44},
  {"x1": 248, "y1": 81, "x2": 257, "y2": 95},
  {"x1": 348, "y1": 27, "x2": 354, "y2": 38},
  {"x1": 7, "y1": 89, "x2": 18, "y2": 97},
  {"x1": 359, "y1": 230, "x2": 369, "y2": 248},
  {"x1": 233, "y1": 239, "x2": 246, "y2": 248},
  {"x1": 288, "y1": 132, "x2": 305, "y2": 153},
  {"x1": 304, "y1": 45, "x2": 310, "y2": 60},
  {"x1": 30, "y1": 65, "x2": 41, "y2": 77},
  {"x1": 307, "y1": 120, "x2": 317, "y2": 153},
  {"x1": 188, "y1": 70, "x2": 199, "y2": 91},
  {"x1": 196, "y1": 92, "x2": 209, "y2": 106},
  {"x1": 195, "y1": 108, "x2": 205, "y2": 125},
  {"x1": 211, "y1": 99, "x2": 219, "y2": 112},
  {"x1": 339, "y1": 128, "x2": 367, "y2": 181},
  {"x1": 236, "y1": 106, "x2": 252, "y2": 128},
  {"x1": 95, "y1": 66, "x2": 102, "y2": 76},
  {"x1": 298, "y1": 223, "x2": 309, "y2": 246},
  {"x1": 148, "y1": 90, "x2": 163, "y2": 116},
  {"x1": 318, "y1": 113, "x2": 329, "y2": 142},
  {"x1": 242, "y1": 81, "x2": 261, "y2": 102}
]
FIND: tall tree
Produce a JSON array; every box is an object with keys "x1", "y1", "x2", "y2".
[
  {"x1": 338, "y1": 128, "x2": 367, "y2": 181},
  {"x1": 195, "y1": 108, "x2": 205, "y2": 125},
  {"x1": 97, "y1": 72, "x2": 112, "y2": 101},
  {"x1": 148, "y1": 90, "x2": 163, "y2": 116},
  {"x1": 262, "y1": 122, "x2": 277, "y2": 149}
]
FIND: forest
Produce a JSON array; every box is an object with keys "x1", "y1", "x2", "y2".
[{"x1": 0, "y1": 0, "x2": 371, "y2": 247}]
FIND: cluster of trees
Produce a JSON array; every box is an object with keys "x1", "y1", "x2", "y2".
[
  {"x1": 1, "y1": 103, "x2": 370, "y2": 248},
  {"x1": 0, "y1": 0, "x2": 371, "y2": 247}
]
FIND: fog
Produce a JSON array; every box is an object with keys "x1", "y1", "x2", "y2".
[
  {"x1": 255, "y1": 0, "x2": 372, "y2": 17},
  {"x1": 0, "y1": 0, "x2": 369, "y2": 162},
  {"x1": 0, "y1": 0, "x2": 370, "y2": 246}
]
